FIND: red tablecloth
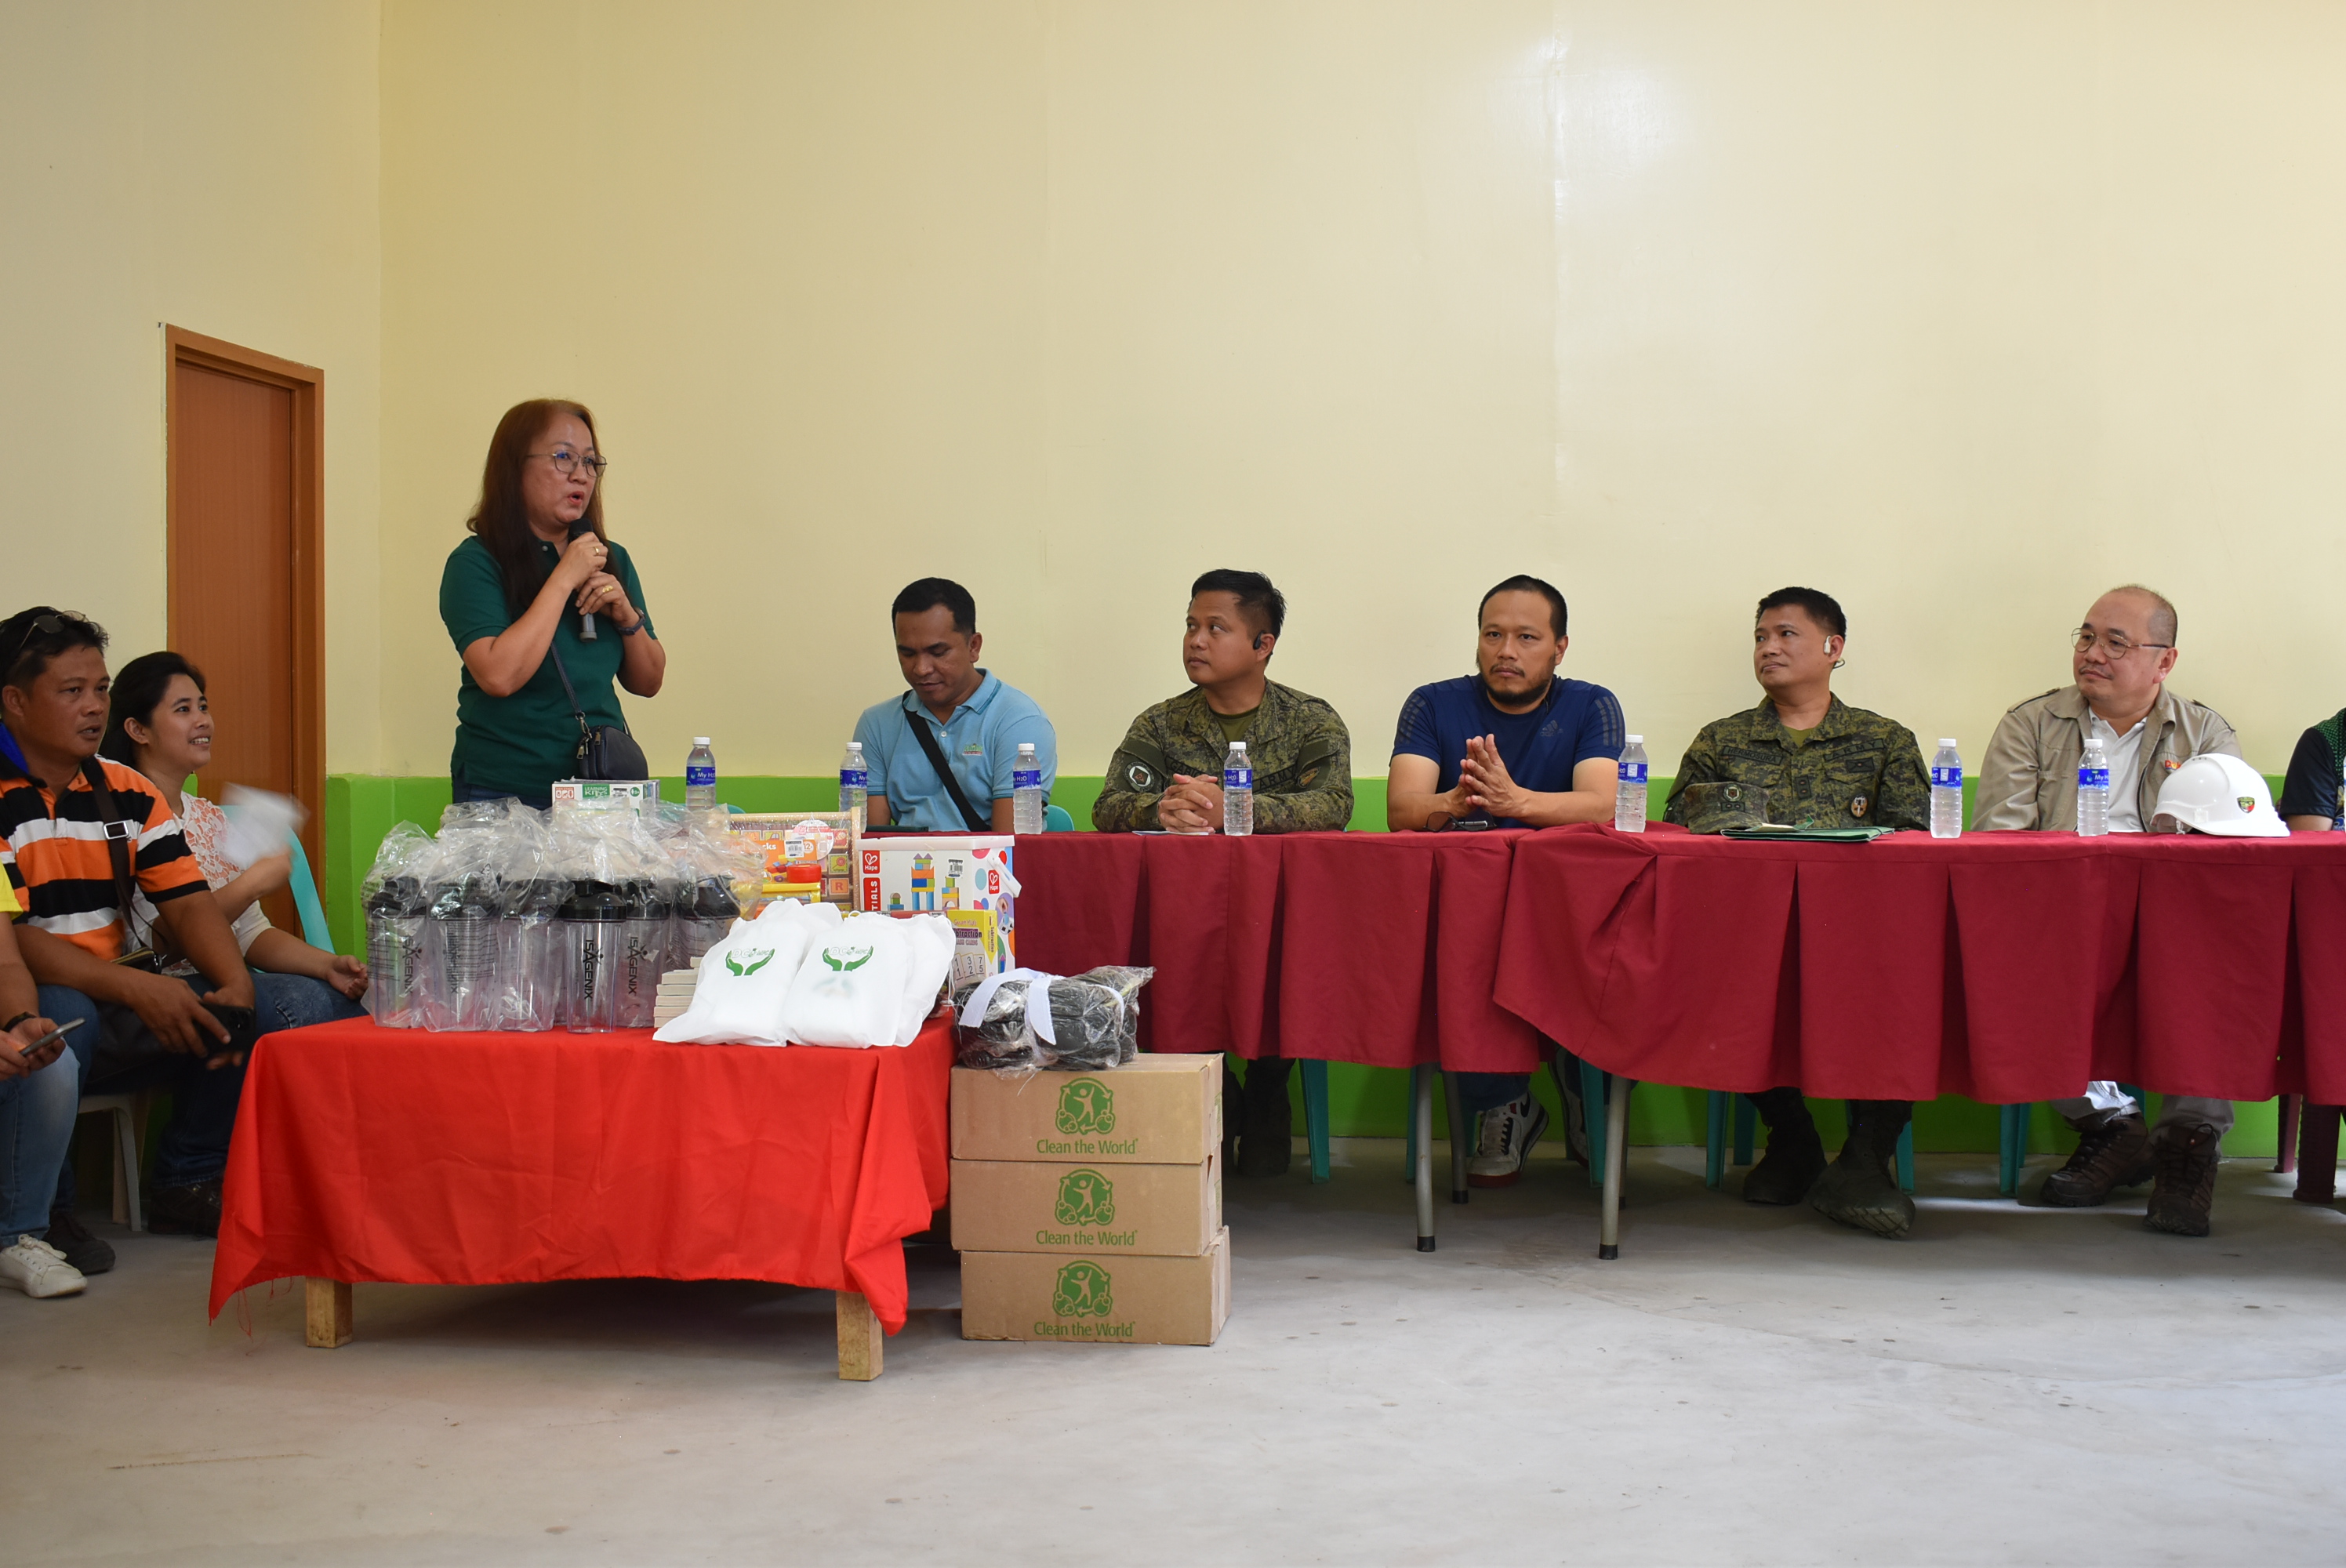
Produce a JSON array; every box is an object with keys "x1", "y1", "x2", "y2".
[
  {"x1": 1015, "y1": 831, "x2": 1547, "y2": 1071},
  {"x1": 1496, "y1": 826, "x2": 2346, "y2": 1103},
  {"x1": 209, "y1": 1017, "x2": 953, "y2": 1333},
  {"x1": 1016, "y1": 825, "x2": 2346, "y2": 1103}
]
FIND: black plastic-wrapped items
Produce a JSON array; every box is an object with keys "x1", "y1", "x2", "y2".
[{"x1": 950, "y1": 966, "x2": 1155, "y2": 1071}]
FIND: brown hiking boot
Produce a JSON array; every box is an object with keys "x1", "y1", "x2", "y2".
[
  {"x1": 2144, "y1": 1122, "x2": 2220, "y2": 1236},
  {"x1": 2038, "y1": 1109, "x2": 2153, "y2": 1207}
]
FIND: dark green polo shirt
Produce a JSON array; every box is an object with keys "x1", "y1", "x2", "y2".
[{"x1": 438, "y1": 534, "x2": 652, "y2": 800}]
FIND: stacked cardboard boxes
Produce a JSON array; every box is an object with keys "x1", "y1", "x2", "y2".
[{"x1": 953, "y1": 1054, "x2": 1229, "y2": 1345}]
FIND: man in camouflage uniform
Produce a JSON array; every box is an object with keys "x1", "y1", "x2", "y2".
[
  {"x1": 1664, "y1": 586, "x2": 1930, "y2": 1238},
  {"x1": 1093, "y1": 569, "x2": 1353, "y2": 1178}
]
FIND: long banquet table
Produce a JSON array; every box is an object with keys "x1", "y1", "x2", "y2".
[
  {"x1": 1020, "y1": 824, "x2": 2346, "y2": 1100},
  {"x1": 1018, "y1": 825, "x2": 2346, "y2": 1250}
]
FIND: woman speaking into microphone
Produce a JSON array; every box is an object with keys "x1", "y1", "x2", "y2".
[{"x1": 437, "y1": 399, "x2": 665, "y2": 808}]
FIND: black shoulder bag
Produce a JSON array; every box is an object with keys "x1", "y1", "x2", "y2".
[
  {"x1": 79, "y1": 757, "x2": 161, "y2": 971},
  {"x1": 547, "y1": 644, "x2": 648, "y2": 781},
  {"x1": 903, "y1": 709, "x2": 992, "y2": 833}
]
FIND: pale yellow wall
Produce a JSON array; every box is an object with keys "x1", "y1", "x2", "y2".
[
  {"x1": 356, "y1": 1, "x2": 2339, "y2": 782},
  {"x1": 0, "y1": 0, "x2": 385, "y2": 772}
]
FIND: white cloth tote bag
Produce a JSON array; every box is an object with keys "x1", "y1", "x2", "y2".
[
  {"x1": 781, "y1": 911, "x2": 955, "y2": 1048},
  {"x1": 653, "y1": 900, "x2": 840, "y2": 1046}
]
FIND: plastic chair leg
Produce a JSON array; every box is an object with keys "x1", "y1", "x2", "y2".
[
  {"x1": 1705, "y1": 1091, "x2": 1729, "y2": 1189},
  {"x1": 1301, "y1": 1059, "x2": 1331, "y2": 1184},
  {"x1": 1411, "y1": 1064, "x2": 1436, "y2": 1250},
  {"x1": 1443, "y1": 1071, "x2": 1470, "y2": 1203},
  {"x1": 1999, "y1": 1104, "x2": 2028, "y2": 1197},
  {"x1": 2294, "y1": 1103, "x2": 2341, "y2": 1204},
  {"x1": 1580, "y1": 1061, "x2": 1610, "y2": 1189},
  {"x1": 1733, "y1": 1095, "x2": 1756, "y2": 1166},
  {"x1": 1895, "y1": 1120, "x2": 1916, "y2": 1194}
]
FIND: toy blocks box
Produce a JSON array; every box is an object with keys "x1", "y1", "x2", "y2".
[
  {"x1": 960, "y1": 1229, "x2": 1229, "y2": 1346},
  {"x1": 950, "y1": 1055, "x2": 1221, "y2": 1166},
  {"x1": 858, "y1": 837, "x2": 1017, "y2": 967}
]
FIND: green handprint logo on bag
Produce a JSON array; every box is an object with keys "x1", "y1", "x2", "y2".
[
  {"x1": 821, "y1": 944, "x2": 874, "y2": 972},
  {"x1": 725, "y1": 946, "x2": 775, "y2": 978}
]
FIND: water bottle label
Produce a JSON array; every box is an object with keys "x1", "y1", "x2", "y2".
[
  {"x1": 1930, "y1": 766, "x2": 1962, "y2": 788},
  {"x1": 2078, "y1": 766, "x2": 2108, "y2": 790},
  {"x1": 686, "y1": 765, "x2": 715, "y2": 787},
  {"x1": 1617, "y1": 762, "x2": 1647, "y2": 785},
  {"x1": 1224, "y1": 768, "x2": 1253, "y2": 790},
  {"x1": 841, "y1": 768, "x2": 867, "y2": 789},
  {"x1": 1013, "y1": 768, "x2": 1041, "y2": 790}
]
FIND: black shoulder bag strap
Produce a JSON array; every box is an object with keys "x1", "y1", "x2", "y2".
[
  {"x1": 78, "y1": 757, "x2": 158, "y2": 966},
  {"x1": 546, "y1": 642, "x2": 648, "y2": 781},
  {"x1": 903, "y1": 707, "x2": 991, "y2": 833}
]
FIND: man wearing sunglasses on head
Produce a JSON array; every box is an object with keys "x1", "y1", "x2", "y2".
[
  {"x1": 1974, "y1": 584, "x2": 2241, "y2": 1236},
  {"x1": 0, "y1": 608, "x2": 257, "y2": 1247}
]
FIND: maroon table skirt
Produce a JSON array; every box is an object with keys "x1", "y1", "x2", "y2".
[{"x1": 1019, "y1": 826, "x2": 2346, "y2": 1102}]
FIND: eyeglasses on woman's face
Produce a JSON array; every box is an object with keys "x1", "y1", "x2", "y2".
[{"x1": 528, "y1": 447, "x2": 608, "y2": 479}]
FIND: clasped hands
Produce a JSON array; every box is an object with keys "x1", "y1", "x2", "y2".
[
  {"x1": 1157, "y1": 774, "x2": 1226, "y2": 834},
  {"x1": 1435, "y1": 735, "x2": 1534, "y2": 823}
]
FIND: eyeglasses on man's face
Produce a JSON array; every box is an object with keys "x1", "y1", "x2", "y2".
[
  {"x1": 2072, "y1": 628, "x2": 2170, "y2": 660},
  {"x1": 5, "y1": 610, "x2": 97, "y2": 682},
  {"x1": 528, "y1": 448, "x2": 608, "y2": 478}
]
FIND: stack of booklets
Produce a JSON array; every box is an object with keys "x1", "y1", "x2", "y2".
[{"x1": 652, "y1": 970, "x2": 699, "y2": 1030}]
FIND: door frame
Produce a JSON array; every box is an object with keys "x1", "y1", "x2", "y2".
[{"x1": 163, "y1": 325, "x2": 327, "y2": 884}]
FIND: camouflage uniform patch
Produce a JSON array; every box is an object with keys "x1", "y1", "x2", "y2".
[
  {"x1": 1662, "y1": 695, "x2": 1930, "y2": 833},
  {"x1": 1092, "y1": 681, "x2": 1354, "y2": 833}
]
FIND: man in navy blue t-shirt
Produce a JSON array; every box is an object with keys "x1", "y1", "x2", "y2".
[{"x1": 1387, "y1": 574, "x2": 1625, "y2": 1185}]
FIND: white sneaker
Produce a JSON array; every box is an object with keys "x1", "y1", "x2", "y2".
[
  {"x1": 1467, "y1": 1095, "x2": 1549, "y2": 1187},
  {"x1": 0, "y1": 1236, "x2": 87, "y2": 1299}
]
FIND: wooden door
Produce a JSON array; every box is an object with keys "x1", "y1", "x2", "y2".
[{"x1": 165, "y1": 328, "x2": 325, "y2": 937}]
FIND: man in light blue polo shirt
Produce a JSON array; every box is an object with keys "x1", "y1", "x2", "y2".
[{"x1": 854, "y1": 579, "x2": 1057, "y2": 833}]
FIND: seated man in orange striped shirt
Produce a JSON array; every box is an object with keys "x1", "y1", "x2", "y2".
[{"x1": 0, "y1": 608, "x2": 256, "y2": 1242}]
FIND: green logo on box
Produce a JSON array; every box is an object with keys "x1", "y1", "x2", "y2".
[
  {"x1": 1055, "y1": 1079, "x2": 1115, "y2": 1136},
  {"x1": 1054, "y1": 1168, "x2": 1116, "y2": 1228},
  {"x1": 1052, "y1": 1259, "x2": 1113, "y2": 1319}
]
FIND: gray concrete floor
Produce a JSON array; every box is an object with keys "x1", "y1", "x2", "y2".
[{"x1": 7, "y1": 1141, "x2": 2346, "y2": 1566}]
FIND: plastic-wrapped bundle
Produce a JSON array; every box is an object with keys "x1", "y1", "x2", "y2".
[
  {"x1": 418, "y1": 800, "x2": 547, "y2": 1031},
  {"x1": 361, "y1": 823, "x2": 438, "y2": 1029},
  {"x1": 950, "y1": 966, "x2": 1155, "y2": 1071}
]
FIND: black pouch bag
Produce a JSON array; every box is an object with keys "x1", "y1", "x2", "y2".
[{"x1": 547, "y1": 644, "x2": 648, "y2": 781}]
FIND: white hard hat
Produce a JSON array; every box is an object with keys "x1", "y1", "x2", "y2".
[{"x1": 2150, "y1": 753, "x2": 2287, "y2": 838}]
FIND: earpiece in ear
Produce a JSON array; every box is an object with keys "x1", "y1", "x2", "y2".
[{"x1": 1252, "y1": 634, "x2": 1267, "y2": 651}]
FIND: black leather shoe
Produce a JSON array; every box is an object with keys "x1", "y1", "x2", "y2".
[
  {"x1": 147, "y1": 1180, "x2": 224, "y2": 1239},
  {"x1": 2039, "y1": 1109, "x2": 2153, "y2": 1207},
  {"x1": 1742, "y1": 1121, "x2": 1828, "y2": 1205},
  {"x1": 2145, "y1": 1122, "x2": 2220, "y2": 1236},
  {"x1": 45, "y1": 1207, "x2": 115, "y2": 1275}
]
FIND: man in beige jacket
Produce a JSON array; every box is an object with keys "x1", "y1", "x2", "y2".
[{"x1": 1974, "y1": 584, "x2": 2239, "y2": 1236}]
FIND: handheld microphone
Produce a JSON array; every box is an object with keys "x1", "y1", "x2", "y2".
[{"x1": 568, "y1": 522, "x2": 598, "y2": 641}]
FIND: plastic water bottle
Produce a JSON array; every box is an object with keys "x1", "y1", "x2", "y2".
[
  {"x1": 1012, "y1": 742, "x2": 1045, "y2": 835},
  {"x1": 1930, "y1": 739, "x2": 1963, "y2": 839},
  {"x1": 2077, "y1": 736, "x2": 2110, "y2": 837},
  {"x1": 1614, "y1": 735, "x2": 1649, "y2": 832},
  {"x1": 685, "y1": 737, "x2": 717, "y2": 813},
  {"x1": 1222, "y1": 742, "x2": 1255, "y2": 837},
  {"x1": 840, "y1": 742, "x2": 868, "y2": 836}
]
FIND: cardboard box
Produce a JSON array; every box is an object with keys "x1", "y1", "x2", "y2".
[
  {"x1": 550, "y1": 779, "x2": 660, "y2": 815},
  {"x1": 859, "y1": 836, "x2": 1017, "y2": 965},
  {"x1": 951, "y1": 1055, "x2": 1221, "y2": 1166},
  {"x1": 961, "y1": 1229, "x2": 1230, "y2": 1345},
  {"x1": 945, "y1": 908, "x2": 1011, "y2": 986},
  {"x1": 950, "y1": 1154, "x2": 1222, "y2": 1257}
]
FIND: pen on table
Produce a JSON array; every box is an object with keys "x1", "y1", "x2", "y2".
[{"x1": 16, "y1": 1016, "x2": 83, "y2": 1060}]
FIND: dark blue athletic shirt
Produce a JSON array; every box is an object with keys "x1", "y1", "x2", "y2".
[{"x1": 1391, "y1": 675, "x2": 1626, "y2": 829}]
